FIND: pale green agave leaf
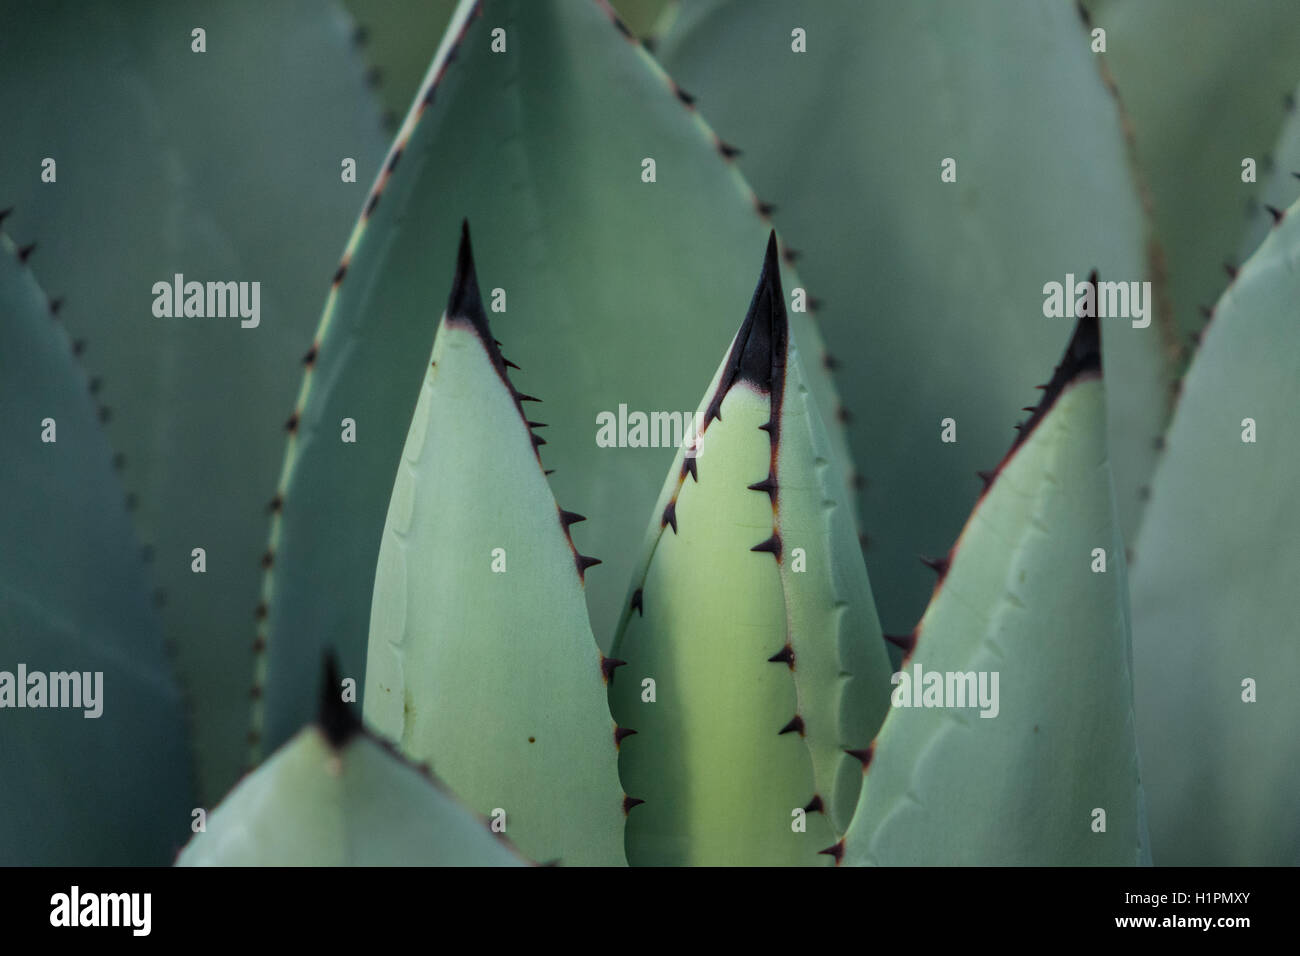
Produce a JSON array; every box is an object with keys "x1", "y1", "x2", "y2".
[
  {"x1": 839, "y1": 313, "x2": 1148, "y2": 866},
  {"x1": 1132, "y1": 197, "x2": 1300, "y2": 866},
  {"x1": 609, "y1": 236, "x2": 892, "y2": 865},
  {"x1": 364, "y1": 225, "x2": 626, "y2": 866},
  {"x1": 1083, "y1": 0, "x2": 1300, "y2": 339},
  {"x1": 257, "y1": 0, "x2": 853, "y2": 758},
  {"x1": 0, "y1": 0, "x2": 389, "y2": 801},
  {"x1": 1239, "y1": 85, "x2": 1300, "y2": 262},
  {"x1": 0, "y1": 231, "x2": 194, "y2": 864},
  {"x1": 658, "y1": 0, "x2": 1177, "y2": 636},
  {"x1": 179, "y1": 662, "x2": 526, "y2": 866}
]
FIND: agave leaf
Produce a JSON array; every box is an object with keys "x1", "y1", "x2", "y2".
[
  {"x1": 609, "y1": 0, "x2": 675, "y2": 40},
  {"x1": 179, "y1": 659, "x2": 526, "y2": 866},
  {"x1": 343, "y1": 0, "x2": 461, "y2": 119},
  {"x1": 0, "y1": 232, "x2": 194, "y2": 864},
  {"x1": 342, "y1": 0, "x2": 668, "y2": 119},
  {"x1": 1132, "y1": 197, "x2": 1300, "y2": 866},
  {"x1": 657, "y1": 0, "x2": 1177, "y2": 636},
  {"x1": 1239, "y1": 84, "x2": 1300, "y2": 262},
  {"x1": 609, "y1": 236, "x2": 892, "y2": 865},
  {"x1": 363, "y1": 225, "x2": 626, "y2": 866},
  {"x1": 0, "y1": 0, "x2": 389, "y2": 801},
  {"x1": 838, "y1": 311, "x2": 1148, "y2": 866},
  {"x1": 1082, "y1": 0, "x2": 1300, "y2": 339},
  {"x1": 644, "y1": 0, "x2": 682, "y2": 48},
  {"x1": 257, "y1": 0, "x2": 852, "y2": 758}
]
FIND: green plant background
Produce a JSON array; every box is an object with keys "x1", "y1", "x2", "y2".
[{"x1": 1, "y1": 0, "x2": 1295, "y2": 867}]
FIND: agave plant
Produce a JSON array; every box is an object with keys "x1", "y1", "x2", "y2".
[
  {"x1": 2, "y1": 0, "x2": 1296, "y2": 867},
  {"x1": 188, "y1": 220, "x2": 1145, "y2": 867}
]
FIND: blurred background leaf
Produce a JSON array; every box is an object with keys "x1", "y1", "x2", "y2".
[
  {"x1": 1132, "y1": 196, "x2": 1300, "y2": 866},
  {"x1": 0, "y1": 0, "x2": 390, "y2": 802},
  {"x1": 0, "y1": 233, "x2": 193, "y2": 864},
  {"x1": 1083, "y1": 0, "x2": 1300, "y2": 342}
]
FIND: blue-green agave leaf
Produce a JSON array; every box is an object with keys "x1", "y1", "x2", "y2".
[
  {"x1": 1132, "y1": 196, "x2": 1300, "y2": 866},
  {"x1": 839, "y1": 311, "x2": 1149, "y2": 866},
  {"x1": 342, "y1": 0, "x2": 670, "y2": 119},
  {"x1": 0, "y1": 231, "x2": 194, "y2": 864},
  {"x1": 343, "y1": 0, "x2": 461, "y2": 120},
  {"x1": 0, "y1": 0, "x2": 389, "y2": 801},
  {"x1": 1239, "y1": 82, "x2": 1300, "y2": 262},
  {"x1": 1083, "y1": 0, "x2": 1300, "y2": 340}
]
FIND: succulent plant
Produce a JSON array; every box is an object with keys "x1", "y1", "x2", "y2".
[
  {"x1": 246, "y1": 0, "x2": 854, "y2": 777},
  {"x1": 2, "y1": 0, "x2": 1297, "y2": 867}
]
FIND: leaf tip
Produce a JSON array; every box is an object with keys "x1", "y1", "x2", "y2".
[
  {"x1": 447, "y1": 219, "x2": 485, "y2": 326},
  {"x1": 1010, "y1": 273, "x2": 1102, "y2": 453},
  {"x1": 706, "y1": 233, "x2": 789, "y2": 428}
]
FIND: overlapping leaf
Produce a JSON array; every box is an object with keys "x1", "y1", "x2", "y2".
[
  {"x1": 1239, "y1": 85, "x2": 1300, "y2": 260},
  {"x1": 839, "y1": 313, "x2": 1148, "y2": 866},
  {"x1": 179, "y1": 665, "x2": 525, "y2": 866},
  {"x1": 1084, "y1": 0, "x2": 1300, "y2": 338},
  {"x1": 609, "y1": 237, "x2": 892, "y2": 865},
  {"x1": 0, "y1": 232, "x2": 193, "y2": 864},
  {"x1": 1132, "y1": 197, "x2": 1300, "y2": 865},
  {"x1": 363, "y1": 225, "x2": 626, "y2": 866},
  {"x1": 658, "y1": 0, "x2": 1177, "y2": 636},
  {"x1": 0, "y1": 0, "x2": 389, "y2": 800},
  {"x1": 256, "y1": 0, "x2": 852, "y2": 758}
]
